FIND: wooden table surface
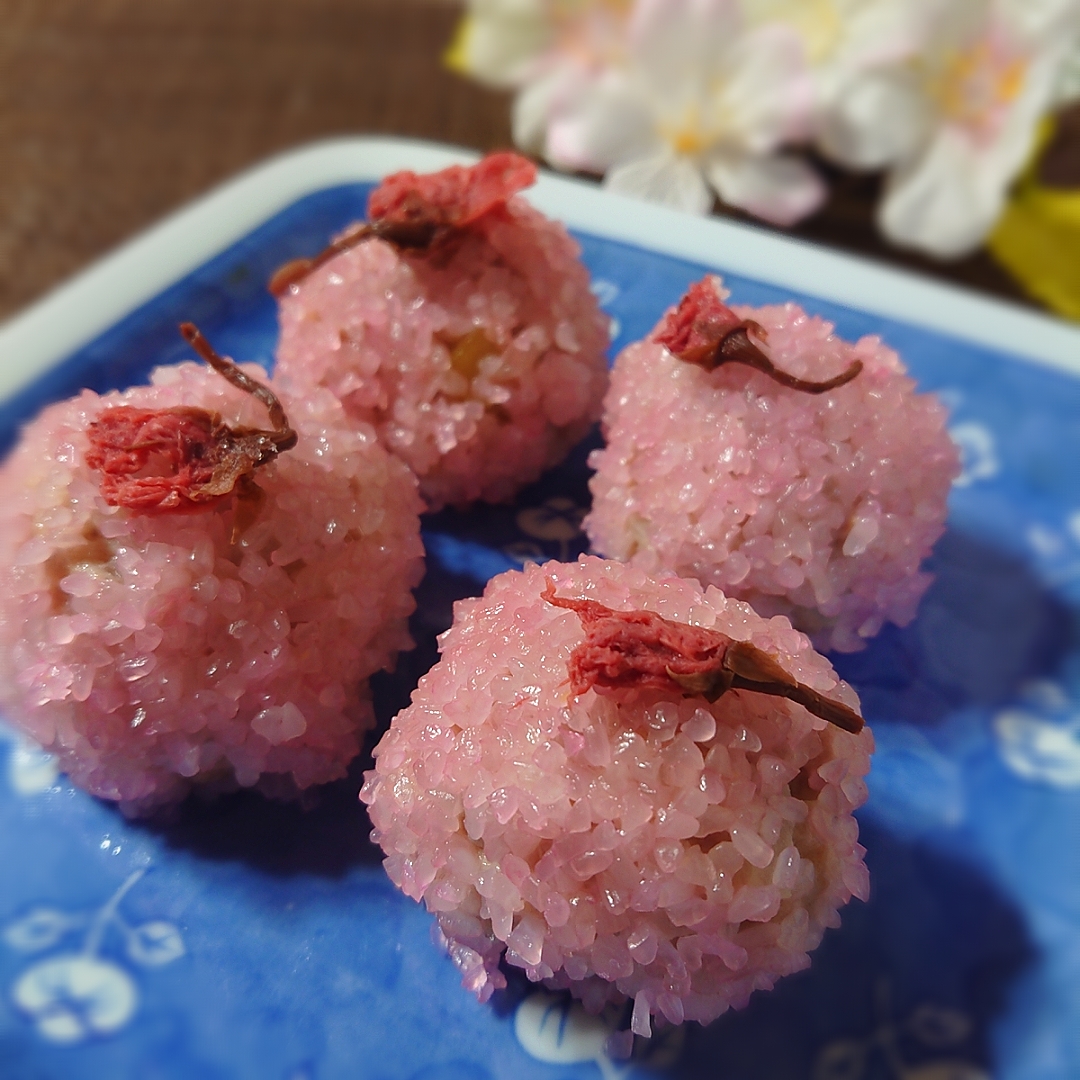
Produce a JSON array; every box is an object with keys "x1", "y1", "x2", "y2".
[{"x1": 0, "y1": 0, "x2": 1038, "y2": 323}]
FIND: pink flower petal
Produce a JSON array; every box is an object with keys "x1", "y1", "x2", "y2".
[
  {"x1": 706, "y1": 151, "x2": 825, "y2": 225},
  {"x1": 605, "y1": 153, "x2": 714, "y2": 215}
]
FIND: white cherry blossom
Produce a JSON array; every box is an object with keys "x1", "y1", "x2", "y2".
[
  {"x1": 448, "y1": 0, "x2": 552, "y2": 89},
  {"x1": 450, "y1": 1, "x2": 634, "y2": 154},
  {"x1": 514, "y1": 3, "x2": 635, "y2": 153},
  {"x1": 743, "y1": 0, "x2": 930, "y2": 81},
  {"x1": 450, "y1": 0, "x2": 1080, "y2": 248},
  {"x1": 825, "y1": 0, "x2": 1080, "y2": 256},
  {"x1": 742, "y1": 0, "x2": 940, "y2": 168},
  {"x1": 542, "y1": 0, "x2": 823, "y2": 223}
]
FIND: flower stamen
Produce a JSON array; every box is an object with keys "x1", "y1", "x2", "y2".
[{"x1": 929, "y1": 38, "x2": 1027, "y2": 138}]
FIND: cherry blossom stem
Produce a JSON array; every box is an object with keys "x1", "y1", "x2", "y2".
[
  {"x1": 267, "y1": 219, "x2": 438, "y2": 295},
  {"x1": 715, "y1": 326, "x2": 863, "y2": 394},
  {"x1": 179, "y1": 323, "x2": 295, "y2": 444}
]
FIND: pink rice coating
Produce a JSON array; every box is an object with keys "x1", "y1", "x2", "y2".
[
  {"x1": 363, "y1": 556, "x2": 872, "y2": 1030},
  {"x1": 275, "y1": 185, "x2": 610, "y2": 512},
  {"x1": 0, "y1": 362, "x2": 424, "y2": 812},
  {"x1": 585, "y1": 275, "x2": 960, "y2": 653}
]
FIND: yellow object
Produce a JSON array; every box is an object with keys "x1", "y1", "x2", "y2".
[
  {"x1": 444, "y1": 14, "x2": 474, "y2": 76},
  {"x1": 990, "y1": 184, "x2": 1080, "y2": 320},
  {"x1": 989, "y1": 120, "x2": 1080, "y2": 320},
  {"x1": 931, "y1": 42, "x2": 1026, "y2": 132}
]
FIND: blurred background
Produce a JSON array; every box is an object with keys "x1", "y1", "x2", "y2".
[
  {"x1": 2, "y1": 0, "x2": 1079, "y2": 322},
  {"x1": 0, "y1": 0, "x2": 505, "y2": 319}
]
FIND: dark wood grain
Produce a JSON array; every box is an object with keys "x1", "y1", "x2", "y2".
[
  {"x1": 0, "y1": 0, "x2": 512, "y2": 319},
  {"x1": 0, "y1": 0, "x2": 1038, "y2": 321}
]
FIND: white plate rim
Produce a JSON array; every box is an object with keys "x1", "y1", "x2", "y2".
[{"x1": 0, "y1": 133, "x2": 1078, "y2": 405}]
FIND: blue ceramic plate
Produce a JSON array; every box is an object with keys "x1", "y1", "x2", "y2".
[{"x1": 1, "y1": 138, "x2": 1079, "y2": 1080}]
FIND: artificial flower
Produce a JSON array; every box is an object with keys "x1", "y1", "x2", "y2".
[
  {"x1": 446, "y1": 0, "x2": 551, "y2": 89},
  {"x1": 449, "y1": 0, "x2": 634, "y2": 154},
  {"x1": 446, "y1": 0, "x2": 1080, "y2": 257},
  {"x1": 519, "y1": 2, "x2": 636, "y2": 158},
  {"x1": 445, "y1": 1, "x2": 629, "y2": 95},
  {"x1": 740, "y1": 0, "x2": 940, "y2": 169},
  {"x1": 824, "y1": 0, "x2": 1080, "y2": 257},
  {"x1": 743, "y1": 0, "x2": 932, "y2": 92},
  {"x1": 541, "y1": 0, "x2": 824, "y2": 224}
]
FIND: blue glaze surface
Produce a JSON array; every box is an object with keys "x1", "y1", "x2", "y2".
[{"x1": 1, "y1": 182, "x2": 1078, "y2": 1080}]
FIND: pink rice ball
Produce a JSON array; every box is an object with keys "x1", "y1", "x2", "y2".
[
  {"x1": 274, "y1": 153, "x2": 610, "y2": 512},
  {"x1": 362, "y1": 556, "x2": 872, "y2": 1031},
  {"x1": 0, "y1": 360, "x2": 424, "y2": 812},
  {"x1": 586, "y1": 275, "x2": 960, "y2": 653}
]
